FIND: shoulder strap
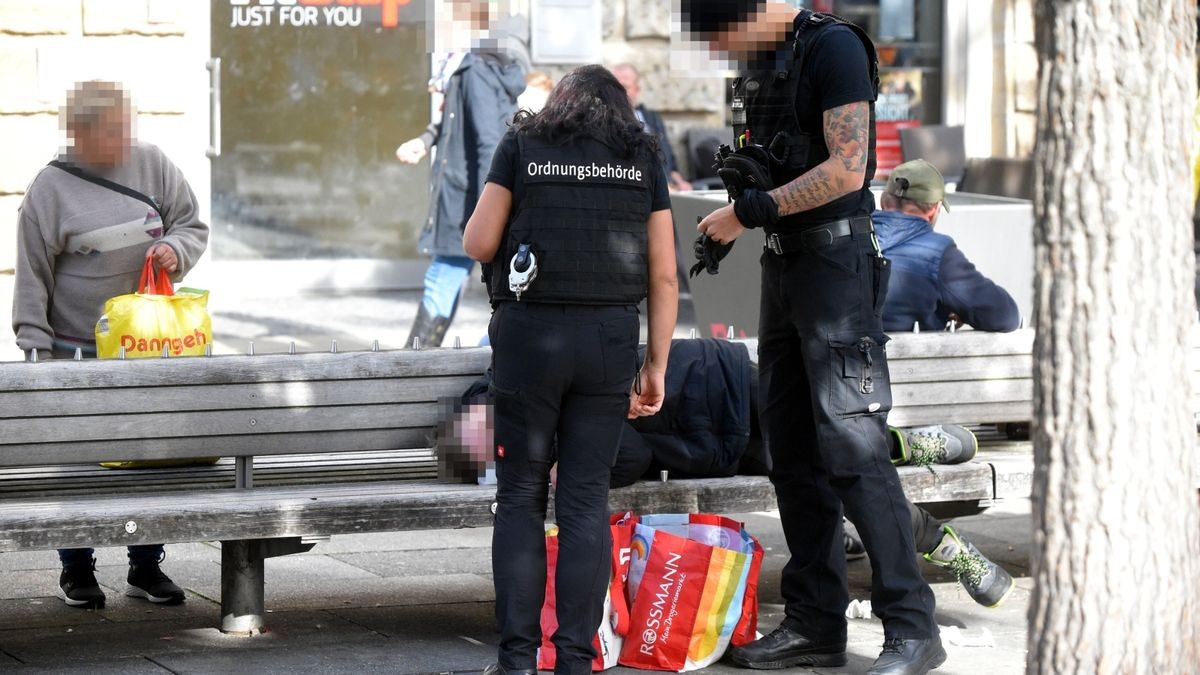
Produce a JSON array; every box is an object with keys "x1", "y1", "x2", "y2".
[{"x1": 47, "y1": 160, "x2": 164, "y2": 221}]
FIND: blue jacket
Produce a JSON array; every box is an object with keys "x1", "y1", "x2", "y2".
[{"x1": 874, "y1": 210, "x2": 1020, "y2": 332}]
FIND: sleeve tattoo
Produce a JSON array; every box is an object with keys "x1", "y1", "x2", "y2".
[{"x1": 768, "y1": 100, "x2": 871, "y2": 216}]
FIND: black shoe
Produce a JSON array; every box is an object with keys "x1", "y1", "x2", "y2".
[
  {"x1": 59, "y1": 559, "x2": 106, "y2": 609},
  {"x1": 482, "y1": 665, "x2": 536, "y2": 675},
  {"x1": 867, "y1": 637, "x2": 947, "y2": 675},
  {"x1": 844, "y1": 531, "x2": 867, "y2": 561},
  {"x1": 727, "y1": 624, "x2": 847, "y2": 669},
  {"x1": 126, "y1": 559, "x2": 185, "y2": 605}
]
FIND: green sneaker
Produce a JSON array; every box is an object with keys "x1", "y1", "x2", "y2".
[
  {"x1": 902, "y1": 425, "x2": 978, "y2": 467},
  {"x1": 924, "y1": 526, "x2": 1014, "y2": 608}
]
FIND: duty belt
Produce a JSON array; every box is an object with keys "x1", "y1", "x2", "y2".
[{"x1": 764, "y1": 216, "x2": 875, "y2": 255}]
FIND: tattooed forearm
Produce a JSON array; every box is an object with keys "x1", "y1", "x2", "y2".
[
  {"x1": 769, "y1": 164, "x2": 840, "y2": 215},
  {"x1": 828, "y1": 101, "x2": 869, "y2": 173},
  {"x1": 767, "y1": 100, "x2": 870, "y2": 217}
]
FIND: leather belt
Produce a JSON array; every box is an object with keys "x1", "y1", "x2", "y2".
[{"x1": 764, "y1": 216, "x2": 875, "y2": 255}]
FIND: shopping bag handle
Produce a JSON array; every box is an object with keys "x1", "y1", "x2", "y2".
[{"x1": 138, "y1": 257, "x2": 174, "y2": 296}]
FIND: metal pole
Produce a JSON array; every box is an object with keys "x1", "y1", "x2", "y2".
[{"x1": 220, "y1": 540, "x2": 265, "y2": 635}]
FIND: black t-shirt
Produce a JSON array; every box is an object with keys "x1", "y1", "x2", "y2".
[
  {"x1": 786, "y1": 23, "x2": 877, "y2": 225},
  {"x1": 486, "y1": 129, "x2": 672, "y2": 212}
]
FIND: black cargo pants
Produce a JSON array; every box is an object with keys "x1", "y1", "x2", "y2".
[
  {"x1": 488, "y1": 302, "x2": 640, "y2": 675},
  {"x1": 757, "y1": 226, "x2": 937, "y2": 641}
]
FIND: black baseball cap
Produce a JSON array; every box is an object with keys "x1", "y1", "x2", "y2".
[{"x1": 680, "y1": 0, "x2": 765, "y2": 37}]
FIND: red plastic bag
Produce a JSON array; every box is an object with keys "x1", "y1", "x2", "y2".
[
  {"x1": 618, "y1": 514, "x2": 764, "y2": 672},
  {"x1": 537, "y1": 512, "x2": 637, "y2": 671}
]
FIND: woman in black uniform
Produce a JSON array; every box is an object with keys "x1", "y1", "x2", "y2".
[{"x1": 463, "y1": 64, "x2": 678, "y2": 675}]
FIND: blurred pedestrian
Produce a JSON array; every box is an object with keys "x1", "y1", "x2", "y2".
[{"x1": 396, "y1": 0, "x2": 526, "y2": 347}]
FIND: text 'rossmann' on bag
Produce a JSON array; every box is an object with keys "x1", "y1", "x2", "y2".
[
  {"x1": 120, "y1": 329, "x2": 208, "y2": 356},
  {"x1": 527, "y1": 161, "x2": 644, "y2": 182}
]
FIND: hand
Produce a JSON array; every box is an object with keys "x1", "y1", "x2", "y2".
[
  {"x1": 396, "y1": 138, "x2": 427, "y2": 164},
  {"x1": 671, "y1": 172, "x2": 694, "y2": 192},
  {"x1": 627, "y1": 367, "x2": 666, "y2": 419},
  {"x1": 696, "y1": 203, "x2": 746, "y2": 245},
  {"x1": 147, "y1": 243, "x2": 177, "y2": 273}
]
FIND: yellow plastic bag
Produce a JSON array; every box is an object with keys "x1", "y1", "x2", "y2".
[
  {"x1": 94, "y1": 259, "x2": 219, "y2": 468},
  {"x1": 95, "y1": 289, "x2": 213, "y2": 359}
]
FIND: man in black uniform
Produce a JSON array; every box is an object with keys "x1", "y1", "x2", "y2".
[{"x1": 689, "y1": 3, "x2": 944, "y2": 674}]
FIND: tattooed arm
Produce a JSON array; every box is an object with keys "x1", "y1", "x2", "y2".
[{"x1": 768, "y1": 100, "x2": 870, "y2": 216}]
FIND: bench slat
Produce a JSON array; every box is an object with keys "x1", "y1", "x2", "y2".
[
  {"x1": 0, "y1": 348, "x2": 493, "y2": 392},
  {"x1": 0, "y1": 402, "x2": 435, "y2": 445},
  {"x1": 0, "y1": 428, "x2": 434, "y2": 467},
  {"x1": 888, "y1": 354, "x2": 1030, "y2": 384},
  {"x1": 886, "y1": 402, "x2": 1031, "y2": 427},
  {"x1": 0, "y1": 375, "x2": 480, "y2": 418},
  {"x1": 0, "y1": 461, "x2": 1014, "y2": 552},
  {"x1": 891, "y1": 379, "x2": 1031, "y2": 407}
]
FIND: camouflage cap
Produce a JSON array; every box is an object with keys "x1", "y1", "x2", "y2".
[{"x1": 886, "y1": 159, "x2": 949, "y2": 212}]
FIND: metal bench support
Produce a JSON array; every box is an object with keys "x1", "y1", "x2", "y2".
[{"x1": 220, "y1": 537, "x2": 318, "y2": 635}]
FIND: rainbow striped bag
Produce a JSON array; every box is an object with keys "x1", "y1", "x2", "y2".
[{"x1": 618, "y1": 513, "x2": 763, "y2": 671}]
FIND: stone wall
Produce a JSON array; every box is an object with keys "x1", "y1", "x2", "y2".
[
  {"x1": 0, "y1": 0, "x2": 207, "y2": 275},
  {"x1": 1004, "y1": 0, "x2": 1038, "y2": 156},
  {"x1": 533, "y1": 0, "x2": 727, "y2": 177}
]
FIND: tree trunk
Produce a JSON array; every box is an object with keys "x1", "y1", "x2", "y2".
[{"x1": 1029, "y1": 1, "x2": 1200, "y2": 673}]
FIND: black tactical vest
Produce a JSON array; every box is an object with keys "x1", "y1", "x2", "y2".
[
  {"x1": 488, "y1": 134, "x2": 652, "y2": 305},
  {"x1": 731, "y1": 11, "x2": 879, "y2": 228}
]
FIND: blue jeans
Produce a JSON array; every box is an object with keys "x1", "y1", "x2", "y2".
[
  {"x1": 421, "y1": 255, "x2": 475, "y2": 318},
  {"x1": 59, "y1": 545, "x2": 164, "y2": 569}
]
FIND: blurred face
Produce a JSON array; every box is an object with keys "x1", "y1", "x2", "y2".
[
  {"x1": 69, "y1": 106, "x2": 132, "y2": 169},
  {"x1": 450, "y1": 0, "x2": 489, "y2": 31},
  {"x1": 613, "y1": 67, "x2": 640, "y2": 106}
]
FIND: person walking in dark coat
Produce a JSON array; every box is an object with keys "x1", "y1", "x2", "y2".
[{"x1": 396, "y1": 0, "x2": 526, "y2": 348}]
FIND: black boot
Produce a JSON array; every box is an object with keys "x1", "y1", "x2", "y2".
[
  {"x1": 406, "y1": 305, "x2": 453, "y2": 349},
  {"x1": 482, "y1": 665, "x2": 536, "y2": 675},
  {"x1": 726, "y1": 624, "x2": 847, "y2": 669},
  {"x1": 867, "y1": 637, "x2": 947, "y2": 675}
]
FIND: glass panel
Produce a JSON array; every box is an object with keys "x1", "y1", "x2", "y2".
[{"x1": 211, "y1": 1, "x2": 430, "y2": 261}]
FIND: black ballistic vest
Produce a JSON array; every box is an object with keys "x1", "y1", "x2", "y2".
[
  {"x1": 731, "y1": 11, "x2": 879, "y2": 229},
  {"x1": 488, "y1": 134, "x2": 652, "y2": 305}
]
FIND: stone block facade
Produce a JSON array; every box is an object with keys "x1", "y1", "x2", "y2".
[{"x1": 0, "y1": 0, "x2": 196, "y2": 274}]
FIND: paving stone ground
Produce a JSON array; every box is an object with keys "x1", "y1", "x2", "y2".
[{"x1": 0, "y1": 501, "x2": 1033, "y2": 674}]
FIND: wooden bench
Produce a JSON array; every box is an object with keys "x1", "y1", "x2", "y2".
[{"x1": 0, "y1": 331, "x2": 1047, "y2": 633}]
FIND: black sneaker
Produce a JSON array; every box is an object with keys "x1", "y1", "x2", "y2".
[
  {"x1": 924, "y1": 526, "x2": 1014, "y2": 608},
  {"x1": 844, "y1": 531, "x2": 867, "y2": 561},
  {"x1": 126, "y1": 558, "x2": 185, "y2": 605},
  {"x1": 867, "y1": 636, "x2": 946, "y2": 675},
  {"x1": 726, "y1": 624, "x2": 847, "y2": 669},
  {"x1": 59, "y1": 559, "x2": 106, "y2": 609}
]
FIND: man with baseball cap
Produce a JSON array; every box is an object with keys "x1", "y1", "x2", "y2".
[{"x1": 876, "y1": 159, "x2": 1019, "y2": 333}]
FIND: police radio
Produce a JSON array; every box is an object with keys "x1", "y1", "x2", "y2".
[{"x1": 508, "y1": 242, "x2": 538, "y2": 301}]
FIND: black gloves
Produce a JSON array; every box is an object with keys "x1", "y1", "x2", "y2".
[{"x1": 689, "y1": 232, "x2": 735, "y2": 278}]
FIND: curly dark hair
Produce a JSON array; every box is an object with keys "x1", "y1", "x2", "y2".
[{"x1": 512, "y1": 64, "x2": 659, "y2": 160}]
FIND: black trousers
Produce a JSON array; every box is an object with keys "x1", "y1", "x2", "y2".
[
  {"x1": 758, "y1": 230, "x2": 937, "y2": 641},
  {"x1": 489, "y1": 302, "x2": 640, "y2": 675}
]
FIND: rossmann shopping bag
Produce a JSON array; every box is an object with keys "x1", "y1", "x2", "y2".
[
  {"x1": 95, "y1": 258, "x2": 218, "y2": 469},
  {"x1": 618, "y1": 513, "x2": 764, "y2": 672},
  {"x1": 538, "y1": 512, "x2": 637, "y2": 671},
  {"x1": 95, "y1": 258, "x2": 212, "y2": 359}
]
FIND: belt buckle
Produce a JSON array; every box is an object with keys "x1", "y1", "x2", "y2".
[{"x1": 766, "y1": 233, "x2": 783, "y2": 255}]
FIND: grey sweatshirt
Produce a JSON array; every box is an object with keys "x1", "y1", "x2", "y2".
[{"x1": 12, "y1": 141, "x2": 209, "y2": 355}]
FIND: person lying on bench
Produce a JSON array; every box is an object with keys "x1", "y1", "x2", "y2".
[{"x1": 440, "y1": 338, "x2": 1013, "y2": 607}]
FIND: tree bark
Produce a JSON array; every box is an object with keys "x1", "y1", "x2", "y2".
[{"x1": 1029, "y1": 1, "x2": 1200, "y2": 673}]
